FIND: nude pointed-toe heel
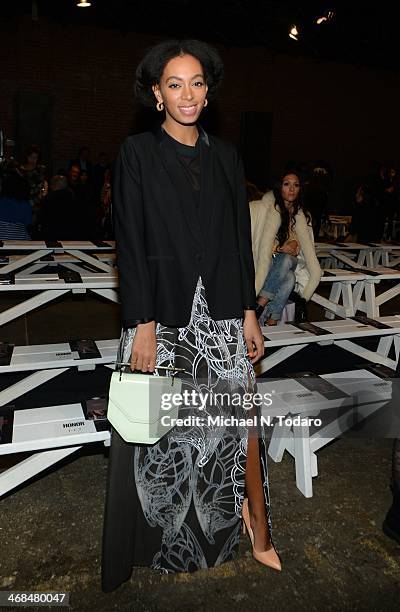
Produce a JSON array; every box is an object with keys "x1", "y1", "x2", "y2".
[
  {"x1": 242, "y1": 498, "x2": 282, "y2": 571},
  {"x1": 252, "y1": 546, "x2": 282, "y2": 571}
]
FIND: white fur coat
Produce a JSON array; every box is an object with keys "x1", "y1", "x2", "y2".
[{"x1": 250, "y1": 191, "x2": 321, "y2": 301}]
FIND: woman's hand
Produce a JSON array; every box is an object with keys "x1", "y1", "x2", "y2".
[
  {"x1": 243, "y1": 310, "x2": 265, "y2": 364},
  {"x1": 130, "y1": 321, "x2": 157, "y2": 372}
]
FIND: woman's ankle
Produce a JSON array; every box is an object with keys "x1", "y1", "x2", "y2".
[
  {"x1": 248, "y1": 505, "x2": 267, "y2": 529},
  {"x1": 249, "y1": 511, "x2": 271, "y2": 549}
]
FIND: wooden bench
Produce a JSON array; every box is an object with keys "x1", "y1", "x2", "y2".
[
  {"x1": 0, "y1": 239, "x2": 115, "y2": 251},
  {"x1": 258, "y1": 368, "x2": 392, "y2": 497},
  {"x1": 0, "y1": 263, "x2": 119, "y2": 328},
  {"x1": 329, "y1": 250, "x2": 400, "y2": 318},
  {"x1": 256, "y1": 315, "x2": 400, "y2": 375},
  {"x1": 0, "y1": 339, "x2": 118, "y2": 408},
  {"x1": 0, "y1": 251, "x2": 116, "y2": 267},
  {"x1": 0, "y1": 400, "x2": 111, "y2": 497},
  {"x1": 311, "y1": 268, "x2": 369, "y2": 318},
  {"x1": 315, "y1": 241, "x2": 400, "y2": 269},
  {"x1": 0, "y1": 241, "x2": 119, "y2": 498}
]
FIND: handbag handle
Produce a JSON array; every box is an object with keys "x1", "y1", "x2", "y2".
[
  {"x1": 115, "y1": 363, "x2": 186, "y2": 386},
  {"x1": 115, "y1": 361, "x2": 186, "y2": 372},
  {"x1": 115, "y1": 363, "x2": 186, "y2": 373}
]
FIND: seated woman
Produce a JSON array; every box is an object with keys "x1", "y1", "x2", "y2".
[{"x1": 250, "y1": 172, "x2": 321, "y2": 325}]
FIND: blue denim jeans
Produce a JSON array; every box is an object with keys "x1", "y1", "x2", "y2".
[{"x1": 259, "y1": 252, "x2": 297, "y2": 320}]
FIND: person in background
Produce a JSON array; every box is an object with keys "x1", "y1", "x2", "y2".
[
  {"x1": 68, "y1": 146, "x2": 93, "y2": 181},
  {"x1": 80, "y1": 169, "x2": 89, "y2": 186},
  {"x1": 19, "y1": 144, "x2": 47, "y2": 209},
  {"x1": 19, "y1": 144, "x2": 47, "y2": 234},
  {"x1": 93, "y1": 152, "x2": 110, "y2": 195},
  {"x1": 79, "y1": 167, "x2": 97, "y2": 238},
  {"x1": 304, "y1": 162, "x2": 332, "y2": 240},
  {"x1": 67, "y1": 163, "x2": 81, "y2": 195},
  {"x1": 0, "y1": 170, "x2": 32, "y2": 239},
  {"x1": 39, "y1": 175, "x2": 80, "y2": 240},
  {"x1": 382, "y1": 164, "x2": 400, "y2": 239},
  {"x1": 251, "y1": 171, "x2": 321, "y2": 325},
  {"x1": 344, "y1": 183, "x2": 385, "y2": 244},
  {"x1": 97, "y1": 167, "x2": 113, "y2": 238}
]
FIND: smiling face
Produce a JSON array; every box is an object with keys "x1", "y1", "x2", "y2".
[
  {"x1": 281, "y1": 173, "x2": 300, "y2": 207},
  {"x1": 152, "y1": 54, "x2": 208, "y2": 129}
]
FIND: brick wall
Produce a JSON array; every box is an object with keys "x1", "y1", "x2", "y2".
[{"x1": 2, "y1": 15, "x2": 400, "y2": 192}]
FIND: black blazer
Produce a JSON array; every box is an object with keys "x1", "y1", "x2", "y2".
[{"x1": 113, "y1": 126, "x2": 256, "y2": 328}]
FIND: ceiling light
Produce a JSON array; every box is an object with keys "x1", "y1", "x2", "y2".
[
  {"x1": 77, "y1": 1, "x2": 92, "y2": 7},
  {"x1": 289, "y1": 24, "x2": 299, "y2": 41},
  {"x1": 316, "y1": 10, "x2": 335, "y2": 25}
]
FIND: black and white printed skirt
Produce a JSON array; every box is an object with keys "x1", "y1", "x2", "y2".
[{"x1": 102, "y1": 278, "x2": 271, "y2": 590}]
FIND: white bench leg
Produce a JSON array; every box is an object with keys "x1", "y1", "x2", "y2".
[
  {"x1": 311, "y1": 451, "x2": 318, "y2": 477},
  {"x1": 90, "y1": 288, "x2": 120, "y2": 303},
  {"x1": 268, "y1": 422, "x2": 292, "y2": 462},
  {"x1": 365, "y1": 282, "x2": 379, "y2": 318},
  {"x1": 326, "y1": 283, "x2": 341, "y2": 320},
  {"x1": 352, "y1": 280, "x2": 364, "y2": 312},
  {"x1": 293, "y1": 424, "x2": 313, "y2": 498},
  {"x1": 377, "y1": 336, "x2": 394, "y2": 359},
  {"x1": 342, "y1": 282, "x2": 355, "y2": 317},
  {"x1": 0, "y1": 446, "x2": 81, "y2": 497},
  {"x1": 394, "y1": 336, "x2": 400, "y2": 364},
  {"x1": 357, "y1": 251, "x2": 366, "y2": 266},
  {"x1": 366, "y1": 251, "x2": 374, "y2": 267},
  {"x1": 0, "y1": 369, "x2": 69, "y2": 407},
  {"x1": 256, "y1": 345, "x2": 305, "y2": 375}
]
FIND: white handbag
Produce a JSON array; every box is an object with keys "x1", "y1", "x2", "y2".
[{"x1": 107, "y1": 364, "x2": 184, "y2": 444}]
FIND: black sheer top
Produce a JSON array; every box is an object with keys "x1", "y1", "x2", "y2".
[{"x1": 164, "y1": 130, "x2": 201, "y2": 207}]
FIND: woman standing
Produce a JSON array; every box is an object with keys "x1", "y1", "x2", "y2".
[
  {"x1": 251, "y1": 172, "x2": 321, "y2": 325},
  {"x1": 102, "y1": 39, "x2": 280, "y2": 591}
]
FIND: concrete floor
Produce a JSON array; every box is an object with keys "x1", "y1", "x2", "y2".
[{"x1": 1, "y1": 290, "x2": 400, "y2": 611}]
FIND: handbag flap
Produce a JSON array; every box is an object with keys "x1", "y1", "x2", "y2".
[{"x1": 108, "y1": 371, "x2": 182, "y2": 424}]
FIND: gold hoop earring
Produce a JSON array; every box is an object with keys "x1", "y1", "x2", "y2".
[
  {"x1": 203, "y1": 99, "x2": 208, "y2": 108},
  {"x1": 156, "y1": 101, "x2": 164, "y2": 112}
]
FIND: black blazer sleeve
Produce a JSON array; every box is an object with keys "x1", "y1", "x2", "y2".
[
  {"x1": 113, "y1": 138, "x2": 154, "y2": 328},
  {"x1": 234, "y1": 151, "x2": 257, "y2": 310}
]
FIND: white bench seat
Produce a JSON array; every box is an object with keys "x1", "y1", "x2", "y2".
[
  {"x1": 0, "y1": 339, "x2": 119, "y2": 373},
  {"x1": 0, "y1": 240, "x2": 115, "y2": 251},
  {"x1": 257, "y1": 315, "x2": 400, "y2": 375}
]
